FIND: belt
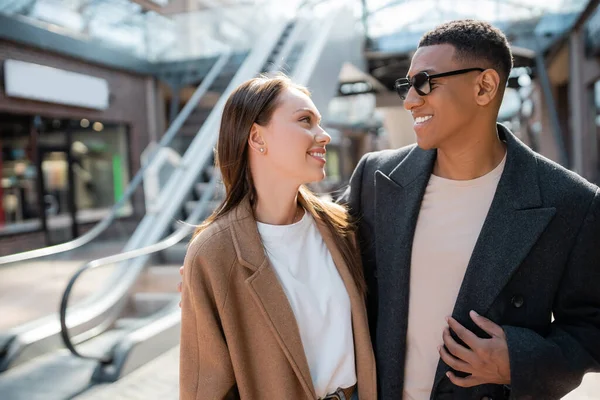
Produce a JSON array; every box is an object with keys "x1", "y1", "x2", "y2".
[{"x1": 321, "y1": 384, "x2": 356, "y2": 400}]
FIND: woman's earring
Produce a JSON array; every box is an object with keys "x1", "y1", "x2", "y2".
[{"x1": 259, "y1": 148, "x2": 264, "y2": 153}]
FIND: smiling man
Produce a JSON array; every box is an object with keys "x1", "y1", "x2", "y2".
[{"x1": 344, "y1": 19, "x2": 600, "y2": 399}]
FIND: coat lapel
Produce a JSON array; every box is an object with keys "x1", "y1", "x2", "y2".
[
  {"x1": 374, "y1": 146, "x2": 436, "y2": 394},
  {"x1": 315, "y1": 219, "x2": 377, "y2": 399},
  {"x1": 229, "y1": 199, "x2": 316, "y2": 399},
  {"x1": 430, "y1": 125, "x2": 557, "y2": 395}
]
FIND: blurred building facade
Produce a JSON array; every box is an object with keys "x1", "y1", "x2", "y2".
[
  {"x1": 536, "y1": 0, "x2": 600, "y2": 185},
  {"x1": 1, "y1": 0, "x2": 599, "y2": 254},
  {"x1": 0, "y1": 31, "x2": 156, "y2": 253}
]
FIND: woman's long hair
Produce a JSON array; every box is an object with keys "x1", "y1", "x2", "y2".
[{"x1": 193, "y1": 75, "x2": 365, "y2": 295}]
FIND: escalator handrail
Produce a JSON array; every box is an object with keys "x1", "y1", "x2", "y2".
[
  {"x1": 0, "y1": 50, "x2": 232, "y2": 267},
  {"x1": 59, "y1": 172, "x2": 221, "y2": 361}
]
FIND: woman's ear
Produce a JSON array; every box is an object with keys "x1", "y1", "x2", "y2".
[{"x1": 248, "y1": 123, "x2": 267, "y2": 154}]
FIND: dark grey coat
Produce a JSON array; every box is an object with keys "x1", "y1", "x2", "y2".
[{"x1": 342, "y1": 124, "x2": 600, "y2": 400}]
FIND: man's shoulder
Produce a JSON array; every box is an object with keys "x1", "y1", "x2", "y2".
[
  {"x1": 361, "y1": 143, "x2": 418, "y2": 175},
  {"x1": 533, "y1": 152, "x2": 598, "y2": 198}
]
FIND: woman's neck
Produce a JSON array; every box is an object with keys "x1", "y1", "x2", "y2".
[{"x1": 252, "y1": 176, "x2": 302, "y2": 226}]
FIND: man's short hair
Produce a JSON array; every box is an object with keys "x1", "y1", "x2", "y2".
[{"x1": 419, "y1": 20, "x2": 513, "y2": 86}]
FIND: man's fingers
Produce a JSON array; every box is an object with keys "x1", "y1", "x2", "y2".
[
  {"x1": 447, "y1": 317, "x2": 481, "y2": 349},
  {"x1": 446, "y1": 371, "x2": 482, "y2": 388},
  {"x1": 470, "y1": 310, "x2": 505, "y2": 338},
  {"x1": 179, "y1": 266, "x2": 184, "y2": 276},
  {"x1": 177, "y1": 281, "x2": 182, "y2": 293},
  {"x1": 439, "y1": 345, "x2": 472, "y2": 373},
  {"x1": 443, "y1": 327, "x2": 475, "y2": 364}
]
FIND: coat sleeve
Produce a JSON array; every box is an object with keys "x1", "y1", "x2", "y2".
[
  {"x1": 180, "y1": 241, "x2": 237, "y2": 400},
  {"x1": 503, "y1": 188, "x2": 600, "y2": 399}
]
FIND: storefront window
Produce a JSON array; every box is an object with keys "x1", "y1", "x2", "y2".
[
  {"x1": 71, "y1": 124, "x2": 131, "y2": 217},
  {"x1": 0, "y1": 122, "x2": 41, "y2": 233},
  {"x1": 0, "y1": 114, "x2": 131, "y2": 239}
]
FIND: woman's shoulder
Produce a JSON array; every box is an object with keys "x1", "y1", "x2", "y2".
[{"x1": 185, "y1": 216, "x2": 236, "y2": 271}]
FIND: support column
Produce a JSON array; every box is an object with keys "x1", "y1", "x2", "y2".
[{"x1": 569, "y1": 29, "x2": 585, "y2": 175}]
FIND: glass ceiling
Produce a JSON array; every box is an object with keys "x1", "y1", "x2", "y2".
[
  {"x1": 0, "y1": 0, "x2": 591, "y2": 62},
  {"x1": 0, "y1": 0, "x2": 312, "y2": 62},
  {"x1": 364, "y1": 0, "x2": 589, "y2": 38}
]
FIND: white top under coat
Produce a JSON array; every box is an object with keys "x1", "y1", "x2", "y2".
[
  {"x1": 404, "y1": 153, "x2": 507, "y2": 400},
  {"x1": 257, "y1": 210, "x2": 357, "y2": 397}
]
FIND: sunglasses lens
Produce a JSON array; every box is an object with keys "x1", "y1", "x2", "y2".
[
  {"x1": 395, "y1": 79, "x2": 410, "y2": 100},
  {"x1": 412, "y1": 72, "x2": 431, "y2": 95}
]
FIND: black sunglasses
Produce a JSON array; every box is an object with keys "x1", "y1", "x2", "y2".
[{"x1": 394, "y1": 68, "x2": 484, "y2": 100}]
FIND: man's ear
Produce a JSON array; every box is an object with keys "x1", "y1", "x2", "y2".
[{"x1": 474, "y1": 69, "x2": 501, "y2": 107}]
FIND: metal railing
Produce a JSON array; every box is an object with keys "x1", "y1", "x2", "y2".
[{"x1": 59, "y1": 172, "x2": 220, "y2": 361}]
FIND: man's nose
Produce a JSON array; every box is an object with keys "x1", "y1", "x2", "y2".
[{"x1": 403, "y1": 86, "x2": 424, "y2": 111}]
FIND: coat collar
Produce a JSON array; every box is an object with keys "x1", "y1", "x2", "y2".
[
  {"x1": 387, "y1": 123, "x2": 544, "y2": 210},
  {"x1": 227, "y1": 197, "x2": 267, "y2": 271}
]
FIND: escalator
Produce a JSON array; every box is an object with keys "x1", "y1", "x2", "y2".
[{"x1": 0, "y1": 4, "x2": 362, "y2": 399}]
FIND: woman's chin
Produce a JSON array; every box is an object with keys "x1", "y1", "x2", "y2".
[{"x1": 303, "y1": 171, "x2": 326, "y2": 184}]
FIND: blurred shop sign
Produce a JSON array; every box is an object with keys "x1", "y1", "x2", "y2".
[
  {"x1": 4, "y1": 59, "x2": 109, "y2": 110},
  {"x1": 585, "y1": 6, "x2": 600, "y2": 57},
  {"x1": 338, "y1": 81, "x2": 374, "y2": 96}
]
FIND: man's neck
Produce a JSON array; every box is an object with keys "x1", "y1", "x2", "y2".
[{"x1": 433, "y1": 127, "x2": 507, "y2": 181}]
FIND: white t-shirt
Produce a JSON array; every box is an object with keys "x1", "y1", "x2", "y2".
[
  {"x1": 403, "y1": 154, "x2": 507, "y2": 400},
  {"x1": 257, "y1": 210, "x2": 357, "y2": 398}
]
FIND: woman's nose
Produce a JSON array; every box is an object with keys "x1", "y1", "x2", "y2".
[{"x1": 315, "y1": 127, "x2": 331, "y2": 145}]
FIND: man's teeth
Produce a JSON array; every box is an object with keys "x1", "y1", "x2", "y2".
[
  {"x1": 415, "y1": 115, "x2": 432, "y2": 123},
  {"x1": 309, "y1": 152, "x2": 325, "y2": 159}
]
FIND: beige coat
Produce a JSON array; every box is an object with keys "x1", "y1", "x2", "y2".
[{"x1": 180, "y1": 199, "x2": 377, "y2": 399}]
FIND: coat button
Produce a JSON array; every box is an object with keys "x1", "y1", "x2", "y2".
[
  {"x1": 511, "y1": 295, "x2": 524, "y2": 308},
  {"x1": 481, "y1": 397, "x2": 493, "y2": 400}
]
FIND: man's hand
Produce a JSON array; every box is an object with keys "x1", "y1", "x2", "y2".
[
  {"x1": 439, "y1": 310, "x2": 511, "y2": 387},
  {"x1": 178, "y1": 266, "x2": 184, "y2": 307}
]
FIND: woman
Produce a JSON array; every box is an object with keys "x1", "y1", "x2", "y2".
[{"x1": 179, "y1": 75, "x2": 376, "y2": 399}]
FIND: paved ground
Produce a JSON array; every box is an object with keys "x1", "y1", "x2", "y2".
[
  {"x1": 74, "y1": 346, "x2": 180, "y2": 400},
  {"x1": 73, "y1": 345, "x2": 600, "y2": 400},
  {"x1": 0, "y1": 259, "x2": 117, "y2": 331},
  {"x1": 1, "y1": 241, "x2": 599, "y2": 399},
  {"x1": 0, "y1": 241, "x2": 124, "y2": 331},
  {"x1": 0, "y1": 241, "x2": 181, "y2": 332}
]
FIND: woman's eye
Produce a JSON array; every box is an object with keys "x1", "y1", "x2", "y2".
[{"x1": 300, "y1": 116, "x2": 311, "y2": 123}]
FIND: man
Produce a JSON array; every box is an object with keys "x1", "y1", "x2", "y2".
[
  {"x1": 179, "y1": 20, "x2": 600, "y2": 399},
  {"x1": 343, "y1": 20, "x2": 600, "y2": 399}
]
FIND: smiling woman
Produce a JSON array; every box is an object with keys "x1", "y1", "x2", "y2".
[{"x1": 179, "y1": 75, "x2": 376, "y2": 400}]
